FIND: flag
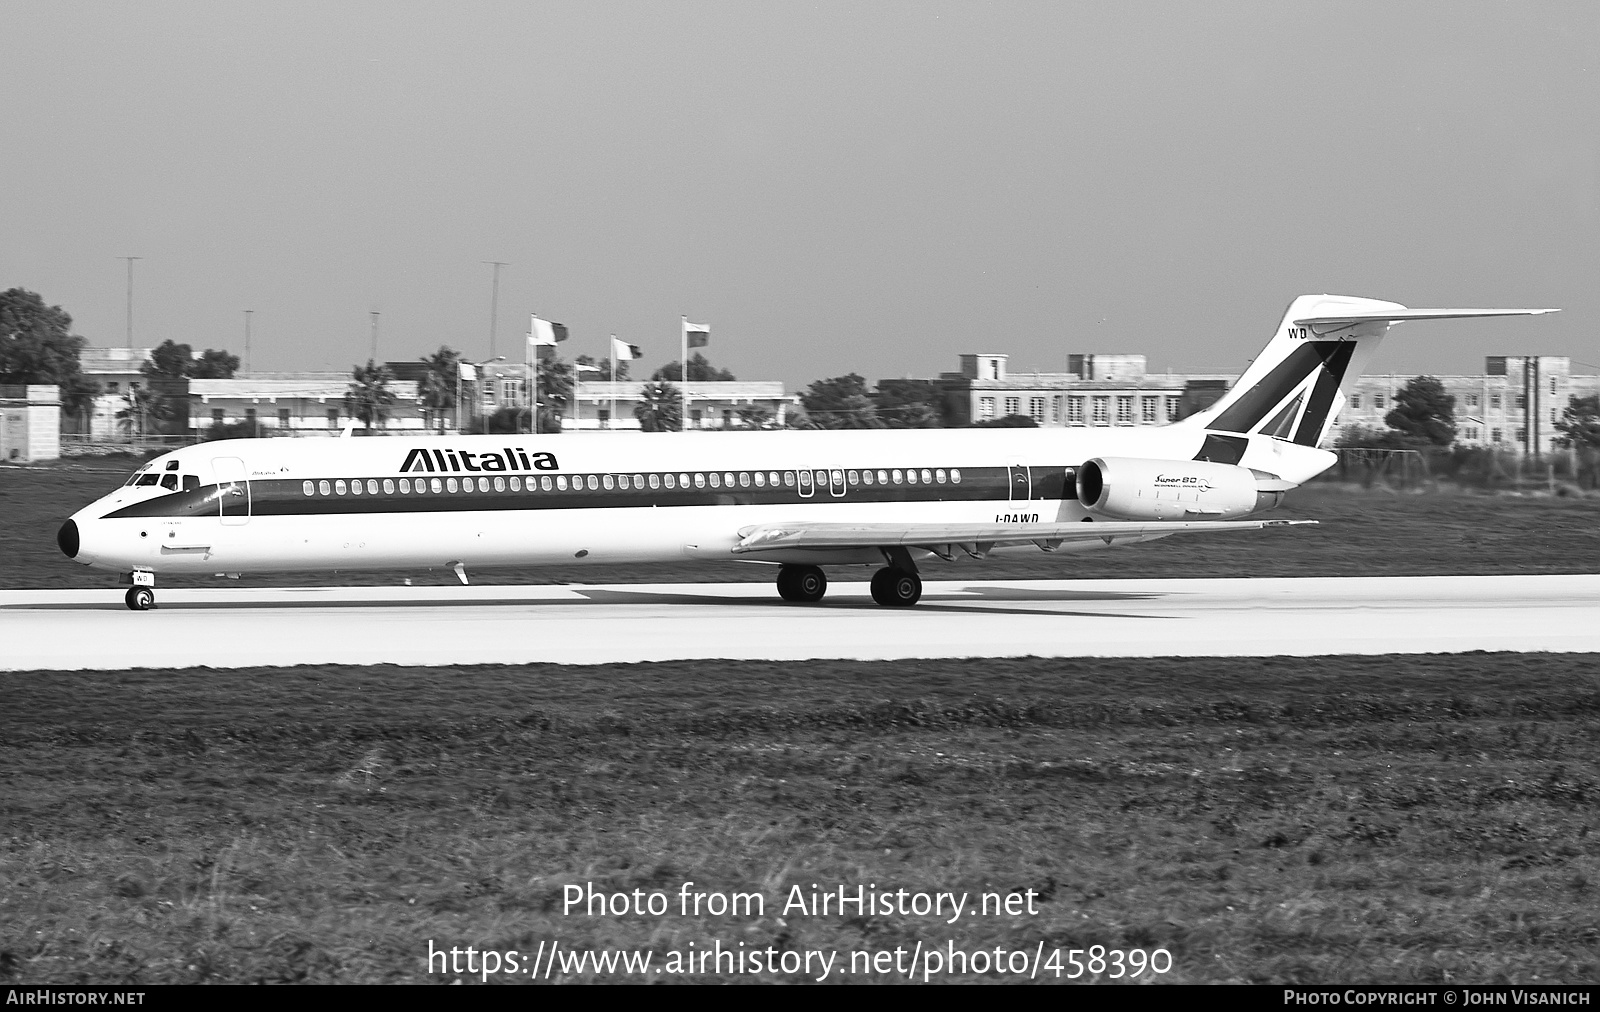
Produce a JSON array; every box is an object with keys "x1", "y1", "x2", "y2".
[
  {"x1": 574, "y1": 363, "x2": 602, "y2": 373},
  {"x1": 529, "y1": 316, "x2": 569, "y2": 346},
  {"x1": 458, "y1": 362, "x2": 476, "y2": 381},
  {"x1": 611, "y1": 336, "x2": 642, "y2": 360},
  {"x1": 684, "y1": 320, "x2": 710, "y2": 348}
]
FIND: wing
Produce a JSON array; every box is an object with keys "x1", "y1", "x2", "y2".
[{"x1": 731, "y1": 518, "x2": 1316, "y2": 558}]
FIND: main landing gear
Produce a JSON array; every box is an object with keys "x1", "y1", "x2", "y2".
[
  {"x1": 776, "y1": 564, "x2": 828, "y2": 603},
  {"x1": 869, "y1": 566, "x2": 922, "y2": 607},
  {"x1": 774, "y1": 551, "x2": 924, "y2": 607}
]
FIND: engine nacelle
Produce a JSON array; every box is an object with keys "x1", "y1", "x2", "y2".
[{"x1": 1076, "y1": 457, "x2": 1290, "y2": 521}]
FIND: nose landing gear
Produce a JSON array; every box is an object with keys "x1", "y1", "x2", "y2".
[{"x1": 124, "y1": 587, "x2": 155, "y2": 611}]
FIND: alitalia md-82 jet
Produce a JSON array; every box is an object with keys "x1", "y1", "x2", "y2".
[{"x1": 57, "y1": 295, "x2": 1554, "y2": 610}]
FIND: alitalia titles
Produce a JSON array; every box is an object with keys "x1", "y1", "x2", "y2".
[{"x1": 400, "y1": 448, "x2": 558, "y2": 474}]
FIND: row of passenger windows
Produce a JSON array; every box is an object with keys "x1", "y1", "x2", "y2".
[{"x1": 302, "y1": 468, "x2": 966, "y2": 498}]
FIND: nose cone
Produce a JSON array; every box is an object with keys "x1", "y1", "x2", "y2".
[{"x1": 57, "y1": 519, "x2": 80, "y2": 559}]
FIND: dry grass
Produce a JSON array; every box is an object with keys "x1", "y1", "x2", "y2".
[{"x1": 3, "y1": 655, "x2": 1598, "y2": 983}]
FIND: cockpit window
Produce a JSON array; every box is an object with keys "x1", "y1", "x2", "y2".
[
  {"x1": 135, "y1": 474, "x2": 160, "y2": 486},
  {"x1": 183, "y1": 475, "x2": 199, "y2": 491},
  {"x1": 160, "y1": 474, "x2": 179, "y2": 490}
]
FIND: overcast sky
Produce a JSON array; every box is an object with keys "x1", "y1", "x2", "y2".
[{"x1": 3, "y1": 1, "x2": 1596, "y2": 386}]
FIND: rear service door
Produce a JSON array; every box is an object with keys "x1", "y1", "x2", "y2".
[{"x1": 213, "y1": 456, "x2": 251, "y2": 526}]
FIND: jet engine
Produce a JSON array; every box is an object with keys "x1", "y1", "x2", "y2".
[{"x1": 1076, "y1": 457, "x2": 1294, "y2": 521}]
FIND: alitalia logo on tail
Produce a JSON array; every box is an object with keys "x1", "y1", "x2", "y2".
[{"x1": 400, "y1": 448, "x2": 559, "y2": 473}]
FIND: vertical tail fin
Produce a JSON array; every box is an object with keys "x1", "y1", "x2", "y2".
[{"x1": 1179, "y1": 295, "x2": 1557, "y2": 448}]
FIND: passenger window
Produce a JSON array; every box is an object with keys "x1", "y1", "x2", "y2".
[
  {"x1": 906, "y1": 469, "x2": 917, "y2": 485},
  {"x1": 430, "y1": 478, "x2": 442, "y2": 493},
  {"x1": 446, "y1": 478, "x2": 458, "y2": 493},
  {"x1": 753, "y1": 472, "x2": 765, "y2": 487},
  {"x1": 509, "y1": 476, "x2": 521, "y2": 491},
  {"x1": 586, "y1": 475, "x2": 599, "y2": 491},
  {"x1": 694, "y1": 473, "x2": 706, "y2": 488},
  {"x1": 784, "y1": 472, "x2": 795, "y2": 486},
  {"x1": 351, "y1": 480, "x2": 363, "y2": 495},
  {"x1": 319, "y1": 480, "x2": 331, "y2": 495},
  {"x1": 892, "y1": 470, "x2": 903, "y2": 484},
  {"x1": 541, "y1": 476, "x2": 553, "y2": 491},
  {"x1": 367, "y1": 480, "x2": 378, "y2": 495},
  {"x1": 161, "y1": 474, "x2": 178, "y2": 490},
  {"x1": 399, "y1": 479, "x2": 410, "y2": 493},
  {"x1": 336, "y1": 480, "x2": 348, "y2": 495},
  {"x1": 602, "y1": 474, "x2": 615, "y2": 490},
  {"x1": 877, "y1": 470, "x2": 888, "y2": 484},
  {"x1": 798, "y1": 471, "x2": 812, "y2": 487},
  {"x1": 664, "y1": 473, "x2": 675, "y2": 488},
  {"x1": 950, "y1": 469, "x2": 961, "y2": 483},
  {"x1": 649, "y1": 474, "x2": 661, "y2": 489},
  {"x1": 724, "y1": 472, "x2": 735, "y2": 487},
  {"x1": 494, "y1": 477, "x2": 506, "y2": 492},
  {"x1": 633, "y1": 474, "x2": 644, "y2": 487},
  {"x1": 830, "y1": 470, "x2": 843, "y2": 485},
  {"x1": 921, "y1": 469, "x2": 932, "y2": 484},
  {"x1": 862, "y1": 470, "x2": 874, "y2": 486},
  {"x1": 936, "y1": 469, "x2": 946, "y2": 483},
  {"x1": 383, "y1": 479, "x2": 395, "y2": 494},
  {"x1": 557, "y1": 476, "x2": 568, "y2": 490},
  {"x1": 679, "y1": 473, "x2": 689, "y2": 487},
  {"x1": 708, "y1": 473, "x2": 720, "y2": 488},
  {"x1": 302, "y1": 480, "x2": 314, "y2": 496}
]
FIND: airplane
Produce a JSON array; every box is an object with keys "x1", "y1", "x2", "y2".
[{"x1": 56, "y1": 295, "x2": 1555, "y2": 610}]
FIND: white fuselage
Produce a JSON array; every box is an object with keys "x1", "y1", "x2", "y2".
[{"x1": 64, "y1": 425, "x2": 1334, "y2": 578}]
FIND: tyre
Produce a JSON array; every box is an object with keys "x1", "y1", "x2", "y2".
[
  {"x1": 777, "y1": 564, "x2": 827, "y2": 603},
  {"x1": 871, "y1": 568, "x2": 921, "y2": 607},
  {"x1": 125, "y1": 587, "x2": 155, "y2": 611}
]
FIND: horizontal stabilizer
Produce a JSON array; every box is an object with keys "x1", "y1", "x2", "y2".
[
  {"x1": 1294, "y1": 307, "x2": 1557, "y2": 330},
  {"x1": 732, "y1": 518, "x2": 1316, "y2": 555}
]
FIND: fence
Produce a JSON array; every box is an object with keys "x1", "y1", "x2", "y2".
[{"x1": 1328, "y1": 445, "x2": 1598, "y2": 492}]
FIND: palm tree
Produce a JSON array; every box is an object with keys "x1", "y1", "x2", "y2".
[
  {"x1": 417, "y1": 346, "x2": 460, "y2": 433},
  {"x1": 344, "y1": 360, "x2": 397, "y2": 432},
  {"x1": 535, "y1": 357, "x2": 574, "y2": 434},
  {"x1": 633, "y1": 380, "x2": 682, "y2": 432}
]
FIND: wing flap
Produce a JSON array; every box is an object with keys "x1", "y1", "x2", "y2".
[{"x1": 731, "y1": 518, "x2": 1316, "y2": 555}]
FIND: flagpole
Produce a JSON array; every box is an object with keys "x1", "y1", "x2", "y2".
[
  {"x1": 681, "y1": 316, "x2": 688, "y2": 431},
  {"x1": 530, "y1": 314, "x2": 539, "y2": 436},
  {"x1": 610, "y1": 336, "x2": 618, "y2": 431}
]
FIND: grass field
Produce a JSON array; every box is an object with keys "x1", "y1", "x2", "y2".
[
  {"x1": 3, "y1": 655, "x2": 1599, "y2": 984},
  {"x1": 2, "y1": 463, "x2": 1598, "y2": 984}
]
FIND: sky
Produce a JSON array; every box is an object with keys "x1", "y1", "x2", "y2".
[{"x1": 3, "y1": 1, "x2": 1597, "y2": 387}]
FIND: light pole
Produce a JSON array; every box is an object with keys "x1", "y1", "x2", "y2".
[
  {"x1": 370, "y1": 311, "x2": 381, "y2": 362},
  {"x1": 243, "y1": 310, "x2": 253, "y2": 371},
  {"x1": 117, "y1": 257, "x2": 142, "y2": 348},
  {"x1": 482, "y1": 261, "x2": 508, "y2": 359}
]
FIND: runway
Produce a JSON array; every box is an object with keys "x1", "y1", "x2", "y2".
[{"x1": 3, "y1": 573, "x2": 1599, "y2": 670}]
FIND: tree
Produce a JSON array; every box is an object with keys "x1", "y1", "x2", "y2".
[
  {"x1": 634, "y1": 380, "x2": 682, "y2": 432},
  {"x1": 651, "y1": 353, "x2": 735, "y2": 382},
  {"x1": 799, "y1": 374, "x2": 881, "y2": 429},
  {"x1": 874, "y1": 379, "x2": 945, "y2": 428},
  {"x1": 345, "y1": 360, "x2": 397, "y2": 431},
  {"x1": 1384, "y1": 375, "x2": 1456, "y2": 448},
  {"x1": 59, "y1": 373, "x2": 104, "y2": 433},
  {"x1": 1554, "y1": 394, "x2": 1600, "y2": 450},
  {"x1": 143, "y1": 340, "x2": 239, "y2": 380},
  {"x1": 115, "y1": 387, "x2": 177, "y2": 439},
  {"x1": 417, "y1": 346, "x2": 461, "y2": 433},
  {"x1": 736, "y1": 405, "x2": 773, "y2": 430},
  {"x1": 188, "y1": 348, "x2": 239, "y2": 379},
  {"x1": 0, "y1": 288, "x2": 89, "y2": 386},
  {"x1": 143, "y1": 340, "x2": 194, "y2": 379},
  {"x1": 534, "y1": 356, "x2": 574, "y2": 434}
]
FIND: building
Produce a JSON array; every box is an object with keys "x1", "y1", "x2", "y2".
[
  {"x1": 0, "y1": 385, "x2": 62, "y2": 462},
  {"x1": 1330, "y1": 356, "x2": 1600, "y2": 455},
  {"x1": 76, "y1": 347, "x2": 158, "y2": 439},
  {"x1": 927, "y1": 353, "x2": 1238, "y2": 428},
  {"x1": 187, "y1": 372, "x2": 430, "y2": 435},
  {"x1": 569, "y1": 380, "x2": 798, "y2": 430}
]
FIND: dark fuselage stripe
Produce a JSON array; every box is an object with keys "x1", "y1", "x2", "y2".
[{"x1": 104, "y1": 465, "x2": 1078, "y2": 519}]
